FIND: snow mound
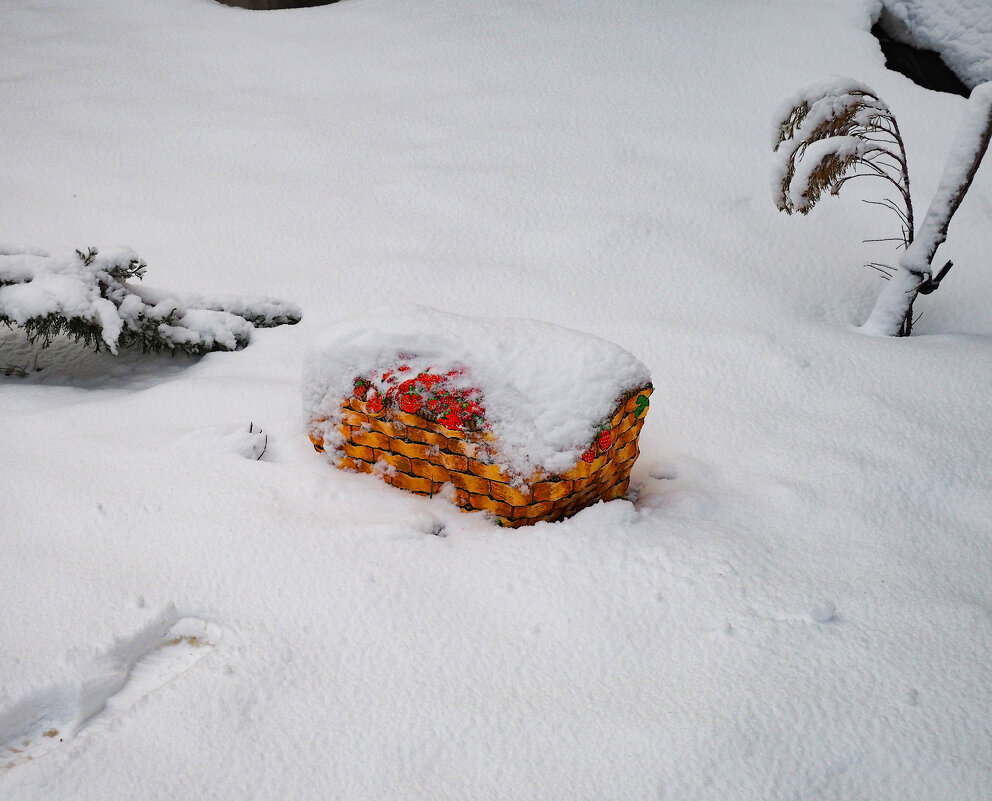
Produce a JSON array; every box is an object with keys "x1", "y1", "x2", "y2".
[
  {"x1": 881, "y1": 0, "x2": 992, "y2": 89},
  {"x1": 302, "y1": 305, "x2": 652, "y2": 477}
]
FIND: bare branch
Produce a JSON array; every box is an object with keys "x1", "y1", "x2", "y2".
[{"x1": 865, "y1": 262, "x2": 894, "y2": 278}]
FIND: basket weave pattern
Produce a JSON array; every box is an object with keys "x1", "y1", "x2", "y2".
[{"x1": 310, "y1": 385, "x2": 652, "y2": 527}]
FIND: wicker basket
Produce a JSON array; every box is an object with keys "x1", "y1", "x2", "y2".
[{"x1": 309, "y1": 383, "x2": 652, "y2": 527}]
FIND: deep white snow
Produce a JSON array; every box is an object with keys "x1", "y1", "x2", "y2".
[{"x1": 2, "y1": 1, "x2": 992, "y2": 800}]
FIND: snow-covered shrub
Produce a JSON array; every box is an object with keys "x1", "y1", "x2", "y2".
[
  {"x1": 773, "y1": 78, "x2": 992, "y2": 336},
  {"x1": 0, "y1": 245, "x2": 301, "y2": 355}
]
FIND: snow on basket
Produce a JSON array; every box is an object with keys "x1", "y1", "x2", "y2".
[{"x1": 302, "y1": 305, "x2": 653, "y2": 527}]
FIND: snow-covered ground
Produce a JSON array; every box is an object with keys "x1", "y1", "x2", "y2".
[{"x1": 2, "y1": 1, "x2": 991, "y2": 798}]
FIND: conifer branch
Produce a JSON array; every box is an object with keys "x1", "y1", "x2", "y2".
[{"x1": 0, "y1": 246, "x2": 302, "y2": 356}]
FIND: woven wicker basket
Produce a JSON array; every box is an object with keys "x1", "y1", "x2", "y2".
[{"x1": 309, "y1": 383, "x2": 652, "y2": 527}]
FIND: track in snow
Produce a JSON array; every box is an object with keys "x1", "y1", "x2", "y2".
[{"x1": 0, "y1": 609, "x2": 219, "y2": 773}]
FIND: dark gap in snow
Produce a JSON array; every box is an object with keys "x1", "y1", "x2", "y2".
[
  {"x1": 215, "y1": 0, "x2": 340, "y2": 9},
  {"x1": 871, "y1": 10, "x2": 969, "y2": 97}
]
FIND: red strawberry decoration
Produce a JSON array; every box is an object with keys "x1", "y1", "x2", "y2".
[
  {"x1": 350, "y1": 364, "x2": 488, "y2": 431},
  {"x1": 581, "y1": 448, "x2": 596, "y2": 463},
  {"x1": 597, "y1": 429, "x2": 613, "y2": 451},
  {"x1": 366, "y1": 391, "x2": 384, "y2": 415},
  {"x1": 439, "y1": 410, "x2": 463, "y2": 430},
  {"x1": 399, "y1": 392, "x2": 422, "y2": 414}
]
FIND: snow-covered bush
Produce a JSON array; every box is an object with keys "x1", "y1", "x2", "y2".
[
  {"x1": 773, "y1": 78, "x2": 992, "y2": 336},
  {"x1": 0, "y1": 245, "x2": 301, "y2": 355}
]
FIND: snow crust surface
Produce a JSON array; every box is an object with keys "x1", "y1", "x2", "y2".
[
  {"x1": 2, "y1": 1, "x2": 992, "y2": 800},
  {"x1": 303, "y1": 304, "x2": 651, "y2": 475}
]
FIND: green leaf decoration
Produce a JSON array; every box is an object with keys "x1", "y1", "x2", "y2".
[{"x1": 634, "y1": 394, "x2": 650, "y2": 418}]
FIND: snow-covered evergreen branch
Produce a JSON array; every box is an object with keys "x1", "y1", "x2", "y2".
[{"x1": 0, "y1": 245, "x2": 301, "y2": 355}]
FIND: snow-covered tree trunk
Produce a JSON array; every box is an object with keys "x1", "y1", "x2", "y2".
[{"x1": 862, "y1": 82, "x2": 992, "y2": 336}]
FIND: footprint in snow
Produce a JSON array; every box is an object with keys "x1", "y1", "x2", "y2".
[{"x1": 0, "y1": 607, "x2": 219, "y2": 773}]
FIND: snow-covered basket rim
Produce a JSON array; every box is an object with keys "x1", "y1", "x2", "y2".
[{"x1": 302, "y1": 305, "x2": 652, "y2": 477}]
